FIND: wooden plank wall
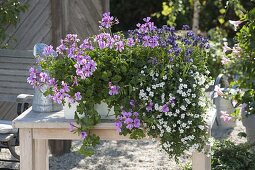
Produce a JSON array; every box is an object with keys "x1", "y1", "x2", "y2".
[
  {"x1": 3, "y1": 0, "x2": 52, "y2": 50},
  {"x1": 0, "y1": 49, "x2": 34, "y2": 101},
  {"x1": 0, "y1": 49, "x2": 34, "y2": 120},
  {"x1": 3, "y1": 0, "x2": 109, "y2": 49},
  {"x1": 0, "y1": 0, "x2": 109, "y2": 119}
]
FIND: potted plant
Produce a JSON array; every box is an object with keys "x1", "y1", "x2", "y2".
[
  {"x1": 28, "y1": 12, "x2": 212, "y2": 159},
  {"x1": 219, "y1": 8, "x2": 255, "y2": 146}
]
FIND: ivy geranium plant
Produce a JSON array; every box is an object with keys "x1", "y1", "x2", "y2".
[
  {"x1": 215, "y1": 8, "x2": 255, "y2": 121},
  {"x1": 28, "y1": 12, "x2": 212, "y2": 159}
]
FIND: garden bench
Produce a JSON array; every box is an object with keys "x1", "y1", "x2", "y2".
[
  {"x1": 0, "y1": 49, "x2": 34, "y2": 161},
  {"x1": 12, "y1": 105, "x2": 216, "y2": 170}
]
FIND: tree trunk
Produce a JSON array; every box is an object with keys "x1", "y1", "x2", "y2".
[{"x1": 192, "y1": 0, "x2": 200, "y2": 34}]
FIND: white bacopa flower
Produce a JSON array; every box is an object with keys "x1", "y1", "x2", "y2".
[
  {"x1": 146, "y1": 87, "x2": 151, "y2": 92},
  {"x1": 188, "y1": 121, "x2": 192, "y2": 124},
  {"x1": 141, "y1": 70, "x2": 145, "y2": 74},
  {"x1": 183, "y1": 84, "x2": 187, "y2": 88},
  {"x1": 193, "y1": 84, "x2": 197, "y2": 88},
  {"x1": 179, "y1": 78, "x2": 182, "y2": 82},
  {"x1": 159, "y1": 106, "x2": 163, "y2": 111},
  {"x1": 182, "y1": 92, "x2": 187, "y2": 97},
  {"x1": 155, "y1": 73, "x2": 159, "y2": 77},
  {"x1": 180, "y1": 105, "x2": 186, "y2": 111},
  {"x1": 187, "y1": 89, "x2": 192, "y2": 93},
  {"x1": 149, "y1": 91, "x2": 154, "y2": 97},
  {"x1": 198, "y1": 75, "x2": 206, "y2": 85},
  {"x1": 176, "y1": 109, "x2": 180, "y2": 114},
  {"x1": 185, "y1": 98, "x2": 191, "y2": 104},
  {"x1": 163, "y1": 75, "x2": 167, "y2": 80},
  {"x1": 154, "y1": 103, "x2": 159, "y2": 110},
  {"x1": 181, "y1": 123, "x2": 186, "y2": 127},
  {"x1": 143, "y1": 65, "x2": 147, "y2": 69},
  {"x1": 180, "y1": 129, "x2": 184, "y2": 133},
  {"x1": 192, "y1": 94, "x2": 196, "y2": 98},
  {"x1": 152, "y1": 85, "x2": 156, "y2": 89},
  {"x1": 198, "y1": 101, "x2": 206, "y2": 107},
  {"x1": 198, "y1": 125, "x2": 205, "y2": 130},
  {"x1": 181, "y1": 114, "x2": 185, "y2": 119}
]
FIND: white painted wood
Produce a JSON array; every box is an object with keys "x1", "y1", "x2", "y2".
[
  {"x1": 19, "y1": 129, "x2": 33, "y2": 170},
  {"x1": 192, "y1": 145, "x2": 211, "y2": 170},
  {"x1": 33, "y1": 128, "x2": 130, "y2": 140},
  {"x1": 191, "y1": 107, "x2": 216, "y2": 170},
  {"x1": 13, "y1": 105, "x2": 217, "y2": 170},
  {"x1": 64, "y1": 101, "x2": 114, "y2": 119},
  {"x1": 34, "y1": 139, "x2": 49, "y2": 170}
]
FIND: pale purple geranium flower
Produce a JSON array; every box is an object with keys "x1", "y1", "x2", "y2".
[
  {"x1": 221, "y1": 56, "x2": 231, "y2": 65},
  {"x1": 75, "y1": 92, "x2": 82, "y2": 101},
  {"x1": 223, "y1": 42, "x2": 232, "y2": 53},
  {"x1": 214, "y1": 85, "x2": 224, "y2": 98},
  {"x1": 39, "y1": 72, "x2": 48, "y2": 83},
  {"x1": 61, "y1": 81, "x2": 70, "y2": 92},
  {"x1": 109, "y1": 84, "x2": 120, "y2": 95},
  {"x1": 100, "y1": 12, "x2": 114, "y2": 28},
  {"x1": 220, "y1": 111, "x2": 232, "y2": 122},
  {"x1": 115, "y1": 41, "x2": 124, "y2": 52},
  {"x1": 126, "y1": 38, "x2": 135, "y2": 47},
  {"x1": 81, "y1": 131, "x2": 87, "y2": 139},
  {"x1": 43, "y1": 45, "x2": 54, "y2": 56}
]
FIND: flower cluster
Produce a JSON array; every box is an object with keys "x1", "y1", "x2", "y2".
[
  {"x1": 28, "y1": 12, "x2": 211, "y2": 158},
  {"x1": 114, "y1": 110, "x2": 141, "y2": 132}
]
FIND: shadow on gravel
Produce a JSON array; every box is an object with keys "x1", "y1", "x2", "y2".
[{"x1": 211, "y1": 119, "x2": 234, "y2": 139}]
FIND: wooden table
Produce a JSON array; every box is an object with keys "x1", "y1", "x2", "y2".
[{"x1": 13, "y1": 107, "x2": 216, "y2": 170}]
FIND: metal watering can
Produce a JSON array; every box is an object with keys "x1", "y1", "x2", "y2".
[
  {"x1": 213, "y1": 74, "x2": 236, "y2": 129},
  {"x1": 32, "y1": 43, "x2": 63, "y2": 112}
]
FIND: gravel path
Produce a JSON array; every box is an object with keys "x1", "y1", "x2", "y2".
[{"x1": 0, "y1": 120, "x2": 247, "y2": 170}]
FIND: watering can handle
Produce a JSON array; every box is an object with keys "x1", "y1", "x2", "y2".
[{"x1": 214, "y1": 74, "x2": 229, "y2": 88}]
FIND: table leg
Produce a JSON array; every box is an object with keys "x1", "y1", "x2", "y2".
[
  {"x1": 34, "y1": 139, "x2": 49, "y2": 170},
  {"x1": 20, "y1": 129, "x2": 33, "y2": 170}
]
